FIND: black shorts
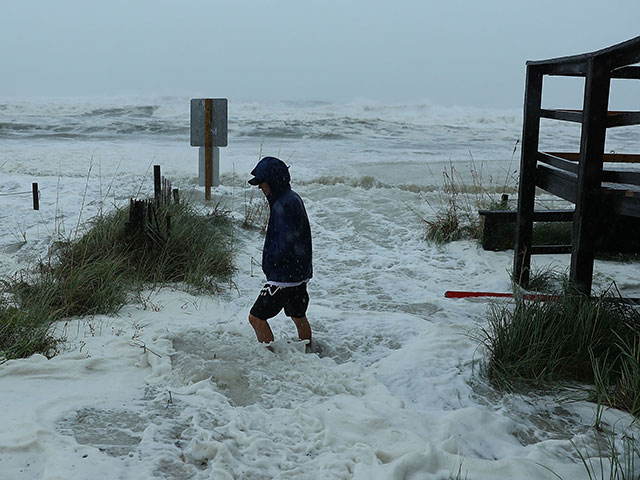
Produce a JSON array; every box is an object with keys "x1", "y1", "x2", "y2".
[{"x1": 250, "y1": 283, "x2": 309, "y2": 320}]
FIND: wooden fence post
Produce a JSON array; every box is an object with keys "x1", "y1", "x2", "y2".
[
  {"x1": 32, "y1": 183, "x2": 39, "y2": 210},
  {"x1": 154, "y1": 165, "x2": 161, "y2": 203},
  {"x1": 127, "y1": 199, "x2": 146, "y2": 233}
]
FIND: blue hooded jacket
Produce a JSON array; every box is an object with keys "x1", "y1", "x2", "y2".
[{"x1": 250, "y1": 156, "x2": 313, "y2": 283}]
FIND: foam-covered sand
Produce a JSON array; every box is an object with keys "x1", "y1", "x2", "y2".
[{"x1": 1, "y1": 97, "x2": 639, "y2": 479}]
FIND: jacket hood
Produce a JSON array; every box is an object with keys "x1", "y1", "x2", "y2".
[{"x1": 250, "y1": 156, "x2": 291, "y2": 199}]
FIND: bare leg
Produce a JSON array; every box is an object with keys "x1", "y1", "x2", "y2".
[
  {"x1": 292, "y1": 316, "x2": 312, "y2": 350},
  {"x1": 249, "y1": 314, "x2": 274, "y2": 344}
]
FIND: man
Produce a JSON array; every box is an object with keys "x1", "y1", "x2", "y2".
[{"x1": 247, "y1": 156, "x2": 313, "y2": 351}]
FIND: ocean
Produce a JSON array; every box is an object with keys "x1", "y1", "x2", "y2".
[{"x1": 1, "y1": 96, "x2": 639, "y2": 479}]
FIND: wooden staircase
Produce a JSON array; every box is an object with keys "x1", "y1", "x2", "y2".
[{"x1": 514, "y1": 36, "x2": 640, "y2": 296}]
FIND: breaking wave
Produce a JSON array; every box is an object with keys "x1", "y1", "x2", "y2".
[{"x1": 0, "y1": 97, "x2": 524, "y2": 144}]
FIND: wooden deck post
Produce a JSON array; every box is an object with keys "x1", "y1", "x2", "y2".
[
  {"x1": 514, "y1": 66, "x2": 543, "y2": 287},
  {"x1": 570, "y1": 57, "x2": 611, "y2": 296}
]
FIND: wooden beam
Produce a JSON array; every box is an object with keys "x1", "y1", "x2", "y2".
[
  {"x1": 535, "y1": 167, "x2": 640, "y2": 216},
  {"x1": 570, "y1": 57, "x2": 611, "y2": 296},
  {"x1": 596, "y1": 35, "x2": 640, "y2": 69},
  {"x1": 529, "y1": 60, "x2": 588, "y2": 76},
  {"x1": 604, "y1": 190, "x2": 640, "y2": 217},
  {"x1": 538, "y1": 152, "x2": 579, "y2": 174},
  {"x1": 602, "y1": 170, "x2": 640, "y2": 186},
  {"x1": 530, "y1": 245, "x2": 572, "y2": 255},
  {"x1": 526, "y1": 35, "x2": 640, "y2": 72},
  {"x1": 546, "y1": 152, "x2": 640, "y2": 164},
  {"x1": 536, "y1": 165, "x2": 578, "y2": 203},
  {"x1": 478, "y1": 209, "x2": 574, "y2": 222},
  {"x1": 606, "y1": 111, "x2": 640, "y2": 127},
  {"x1": 541, "y1": 109, "x2": 583, "y2": 123},
  {"x1": 540, "y1": 110, "x2": 640, "y2": 127},
  {"x1": 612, "y1": 65, "x2": 640, "y2": 79},
  {"x1": 514, "y1": 66, "x2": 543, "y2": 287}
]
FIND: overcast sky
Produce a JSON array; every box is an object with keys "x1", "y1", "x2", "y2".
[{"x1": 2, "y1": 0, "x2": 639, "y2": 108}]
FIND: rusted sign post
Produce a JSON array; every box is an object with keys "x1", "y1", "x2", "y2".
[{"x1": 190, "y1": 98, "x2": 228, "y2": 200}]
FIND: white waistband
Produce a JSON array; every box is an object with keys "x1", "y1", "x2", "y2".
[{"x1": 266, "y1": 279, "x2": 310, "y2": 288}]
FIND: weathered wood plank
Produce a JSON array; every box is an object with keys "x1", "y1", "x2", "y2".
[
  {"x1": 612, "y1": 65, "x2": 640, "y2": 79},
  {"x1": 536, "y1": 165, "x2": 578, "y2": 203},
  {"x1": 570, "y1": 57, "x2": 611, "y2": 296},
  {"x1": 546, "y1": 152, "x2": 640, "y2": 164},
  {"x1": 480, "y1": 209, "x2": 573, "y2": 252},
  {"x1": 606, "y1": 111, "x2": 640, "y2": 127},
  {"x1": 603, "y1": 189, "x2": 640, "y2": 217},
  {"x1": 478, "y1": 209, "x2": 574, "y2": 222},
  {"x1": 527, "y1": 35, "x2": 640, "y2": 71},
  {"x1": 597, "y1": 35, "x2": 640, "y2": 69},
  {"x1": 602, "y1": 170, "x2": 640, "y2": 186},
  {"x1": 529, "y1": 60, "x2": 588, "y2": 76},
  {"x1": 540, "y1": 110, "x2": 640, "y2": 127},
  {"x1": 538, "y1": 152, "x2": 579, "y2": 174},
  {"x1": 541, "y1": 109, "x2": 583, "y2": 123},
  {"x1": 514, "y1": 66, "x2": 543, "y2": 287},
  {"x1": 530, "y1": 245, "x2": 573, "y2": 255}
]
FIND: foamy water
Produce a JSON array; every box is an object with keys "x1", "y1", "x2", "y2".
[{"x1": 1, "y1": 96, "x2": 639, "y2": 479}]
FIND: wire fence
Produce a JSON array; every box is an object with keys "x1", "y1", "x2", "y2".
[
  {"x1": 0, "y1": 191, "x2": 33, "y2": 197},
  {"x1": 0, "y1": 183, "x2": 40, "y2": 209}
]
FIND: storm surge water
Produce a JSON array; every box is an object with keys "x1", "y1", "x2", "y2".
[{"x1": 1, "y1": 96, "x2": 639, "y2": 479}]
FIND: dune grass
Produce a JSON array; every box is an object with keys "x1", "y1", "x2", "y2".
[
  {"x1": 422, "y1": 146, "x2": 519, "y2": 244},
  {"x1": 422, "y1": 164, "x2": 484, "y2": 244},
  {"x1": 425, "y1": 201, "x2": 481, "y2": 244},
  {"x1": 482, "y1": 290, "x2": 640, "y2": 480},
  {"x1": 480, "y1": 283, "x2": 640, "y2": 419},
  {"x1": 0, "y1": 295, "x2": 63, "y2": 362},
  {"x1": 0, "y1": 200, "x2": 233, "y2": 362},
  {"x1": 421, "y1": 146, "x2": 575, "y2": 248}
]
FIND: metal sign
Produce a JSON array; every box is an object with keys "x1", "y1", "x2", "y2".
[{"x1": 190, "y1": 98, "x2": 228, "y2": 147}]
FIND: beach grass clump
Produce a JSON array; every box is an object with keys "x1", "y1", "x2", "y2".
[
  {"x1": 59, "y1": 200, "x2": 233, "y2": 293},
  {"x1": 0, "y1": 254, "x2": 129, "y2": 362},
  {"x1": 422, "y1": 148, "x2": 518, "y2": 245},
  {"x1": 16, "y1": 250, "x2": 131, "y2": 319},
  {"x1": 0, "y1": 298, "x2": 60, "y2": 362},
  {"x1": 423, "y1": 164, "x2": 483, "y2": 244},
  {"x1": 592, "y1": 329, "x2": 640, "y2": 418},
  {"x1": 571, "y1": 430, "x2": 640, "y2": 480},
  {"x1": 480, "y1": 288, "x2": 640, "y2": 417},
  {"x1": 242, "y1": 188, "x2": 269, "y2": 232},
  {"x1": 514, "y1": 265, "x2": 568, "y2": 295},
  {"x1": 0, "y1": 199, "x2": 233, "y2": 362},
  {"x1": 425, "y1": 202, "x2": 480, "y2": 244}
]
